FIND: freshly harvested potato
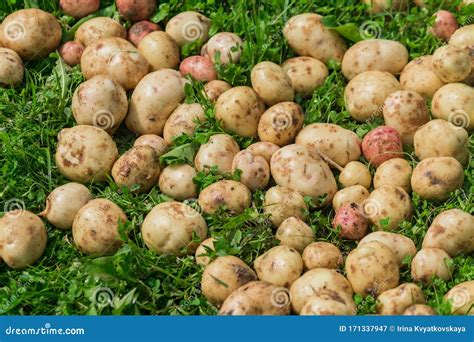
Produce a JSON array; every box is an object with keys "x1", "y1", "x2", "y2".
[
  {"x1": 332, "y1": 202, "x2": 368, "y2": 240},
  {"x1": 195, "y1": 237, "x2": 215, "y2": 266},
  {"x1": 141, "y1": 201, "x2": 208, "y2": 255},
  {"x1": 361, "y1": 126, "x2": 403, "y2": 167},
  {"x1": 219, "y1": 281, "x2": 291, "y2": 315},
  {"x1": 205, "y1": 32, "x2": 243, "y2": 64},
  {"x1": 374, "y1": 158, "x2": 412, "y2": 193},
  {"x1": 254, "y1": 245, "x2": 303, "y2": 287},
  {"x1": 449, "y1": 24, "x2": 474, "y2": 85},
  {"x1": 344, "y1": 71, "x2": 401, "y2": 122},
  {"x1": 128, "y1": 20, "x2": 160, "y2": 47},
  {"x1": 276, "y1": 217, "x2": 314, "y2": 253},
  {"x1": 246, "y1": 142, "x2": 280, "y2": 163},
  {"x1": 342, "y1": 39, "x2": 408, "y2": 80},
  {"x1": 126, "y1": 69, "x2": 186, "y2": 134},
  {"x1": 431, "y1": 45, "x2": 471, "y2": 83},
  {"x1": 165, "y1": 11, "x2": 211, "y2": 47},
  {"x1": 359, "y1": 231, "x2": 416, "y2": 266},
  {"x1": 75, "y1": 17, "x2": 126, "y2": 47},
  {"x1": 282, "y1": 57, "x2": 328, "y2": 97},
  {"x1": 300, "y1": 289, "x2": 356, "y2": 315},
  {"x1": 422, "y1": 209, "x2": 474, "y2": 257},
  {"x1": 377, "y1": 283, "x2": 425, "y2": 315},
  {"x1": 362, "y1": 0, "x2": 408, "y2": 13},
  {"x1": 116, "y1": 0, "x2": 156, "y2": 22},
  {"x1": 232, "y1": 150, "x2": 270, "y2": 191},
  {"x1": 194, "y1": 134, "x2": 240, "y2": 173},
  {"x1": 138, "y1": 31, "x2": 180, "y2": 71},
  {"x1": 59, "y1": 41, "x2": 84, "y2": 66},
  {"x1": 55, "y1": 125, "x2": 118, "y2": 183},
  {"x1": 444, "y1": 280, "x2": 474, "y2": 315},
  {"x1": 383, "y1": 90, "x2": 429, "y2": 145},
  {"x1": 404, "y1": 304, "x2": 437, "y2": 315},
  {"x1": 432, "y1": 83, "x2": 474, "y2": 130},
  {"x1": 400, "y1": 56, "x2": 445, "y2": 100},
  {"x1": 215, "y1": 86, "x2": 265, "y2": 137},
  {"x1": 283, "y1": 13, "x2": 347, "y2": 63},
  {"x1": 346, "y1": 241, "x2": 399, "y2": 297},
  {"x1": 163, "y1": 103, "x2": 205, "y2": 145},
  {"x1": 411, "y1": 248, "x2": 452, "y2": 283},
  {"x1": 203, "y1": 80, "x2": 232, "y2": 102},
  {"x1": 332, "y1": 185, "x2": 370, "y2": 211},
  {"x1": 60, "y1": 0, "x2": 100, "y2": 19},
  {"x1": 134, "y1": 134, "x2": 169, "y2": 157},
  {"x1": 201, "y1": 255, "x2": 257, "y2": 306},
  {"x1": 258, "y1": 102, "x2": 304, "y2": 146},
  {"x1": 411, "y1": 157, "x2": 464, "y2": 201},
  {"x1": 251, "y1": 61, "x2": 294, "y2": 105},
  {"x1": 431, "y1": 10, "x2": 458, "y2": 41},
  {"x1": 339, "y1": 162, "x2": 371, "y2": 189},
  {"x1": 72, "y1": 75, "x2": 128, "y2": 134},
  {"x1": 302, "y1": 242, "x2": 343, "y2": 270},
  {"x1": 0, "y1": 48, "x2": 23, "y2": 86},
  {"x1": 72, "y1": 199, "x2": 126, "y2": 255},
  {"x1": 263, "y1": 186, "x2": 308, "y2": 227},
  {"x1": 40, "y1": 182, "x2": 92, "y2": 230},
  {"x1": 180, "y1": 55, "x2": 217, "y2": 82},
  {"x1": 0, "y1": 210, "x2": 47, "y2": 268},
  {"x1": 158, "y1": 164, "x2": 197, "y2": 201},
  {"x1": 198, "y1": 180, "x2": 251, "y2": 215}
]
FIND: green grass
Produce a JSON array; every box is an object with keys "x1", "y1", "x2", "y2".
[{"x1": 0, "y1": 0, "x2": 473, "y2": 315}]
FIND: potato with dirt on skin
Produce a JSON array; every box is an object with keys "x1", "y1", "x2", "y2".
[
  {"x1": 374, "y1": 158, "x2": 412, "y2": 193},
  {"x1": 246, "y1": 142, "x2": 279, "y2": 163},
  {"x1": 400, "y1": 56, "x2": 445, "y2": 100},
  {"x1": 300, "y1": 289, "x2": 356, "y2": 315},
  {"x1": 159, "y1": 164, "x2": 197, "y2": 201},
  {"x1": 377, "y1": 283, "x2": 425, "y2": 315},
  {"x1": 254, "y1": 245, "x2": 303, "y2": 287},
  {"x1": 134, "y1": 134, "x2": 169, "y2": 157},
  {"x1": 332, "y1": 185, "x2": 369, "y2": 211},
  {"x1": 180, "y1": 56, "x2": 217, "y2": 82},
  {"x1": 276, "y1": 217, "x2": 314, "y2": 253},
  {"x1": 116, "y1": 0, "x2": 156, "y2": 22},
  {"x1": 362, "y1": 0, "x2": 408, "y2": 13},
  {"x1": 138, "y1": 31, "x2": 180, "y2": 71},
  {"x1": 205, "y1": 32, "x2": 243, "y2": 64},
  {"x1": 194, "y1": 134, "x2": 240, "y2": 173},
  {"x1": 431, "y1": 45, "x2": 471, "y2": 83},
  {"x1": 128, "y1": 20, "x2": 160, "y2": 47},
  {"x1": 59, "y1": 42, "x2": 84, "y2": 66},
  {"x1": 449, "y1": 24, "x2": 474, "y2": 85},
  {"x1": 163, "y1": 103, "x2": 206, "y2": 145},
  {"x1": 362, "y1": 126, "x2": 404, "y2": 168},
  {"x1": 165, "y1": 11, "x2": 211, "y2": 47},
  {"x1": 0, "y1": 48, "x2": 23, "y2": 86},
  {"x1": 263, "y1": 186, "x2": 308, "y2": 227},
  {"x1": 431, "y1": 10, "x2": 458, "y2": 41},
  {"x1": 75, "y1": 17, "x2": 127, "y2": 47},
  {"x1": 339, "y1": 161, "x2": 371, "y2": 189},
  {"x1": 411, "y1": 248, "x2": 452, "y2": 283},
  {"x1": 282, "y1": 57, "x2": 328, "y2": 97},
  {"x1": 258, "y1": 102, "x2": 304, "y2": 146},
  {"x1": 195, "y1": 237, "x2": 215, "y2": 266},
  {"x1": 203, "y1": 80, "x2": 231, "y2": 102},
  {"x1": 404, "y1": 304, "x2": 437, "y2": 315},
  {"x1": 359, "y1": 231, "x2": 416, "y2": 266},
  {"x1": 198, "y1": 180, "x2": 251, "y2": 215},
  {"x1": 232, "y1": 150, "x2": 270, "y2": 191},
  {"x1": 60, "y1": 0, "x2": 100, "y2": 18},
  {"x1": 444, "y1": 280, "x2": 474, "y2": 315},
  {"x1": 432, "y1": 83, "x2": 474, "y2": 131},
  {"x1": 0, "y1": 210, "x2": 47, "y2": 269},
  {"x1": 302, "y1": 242, "x2": 343, "y2": 270},
  {"x1": 251, "y1": 62, "x2": 294, "y2": 106},
  {"x1": 332, "y1": 202, "x2": 368, "y2": 240}
]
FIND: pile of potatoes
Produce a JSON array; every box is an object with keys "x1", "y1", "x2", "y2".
[{"x1": 0, "y1": 1, "x2": 473, "y2": 316}]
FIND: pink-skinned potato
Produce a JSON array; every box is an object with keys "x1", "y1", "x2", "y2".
[
  {"x1": 332, "y1": 202, "x2": 368, "y2": 240},
  {"x1": 59, "y1": 41, "x2": 84, "y2": 66},
  {"x1": 180, "y1": 55, "x2": 217, "y2": 82},
  {"x1": 128, "y1": 20, "x2": 160, "y2": 47},
  {"x1": 431, "y1": 10, "x2": 458, "y2": 41},
  {"x1": 60, "y1": 0, "x2": 100, "y2": 18},
  {"x1": 116, "y1": 0, "x2": 156, "y2": 22},
  {"x1": 362, "y1": 126, "x2": 403, "y2": 167}
]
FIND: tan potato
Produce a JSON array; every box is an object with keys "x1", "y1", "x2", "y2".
[
  {"x1": 432, "y1": 83, "x2": 474, "y2": 131},
  {"x1": 165, "y1": 11, "x2": 211, "y2": 47},
  {"x1": 75, "y1": 17, "x2": 126, "y2": 47},
  {"x1": 55, "y1": 125, "x2": 118, "y2": 183},
  {"x1": 411, "y1": 157, "x2": 464, "y2": 201},
  {"x1": 251, "y1": 61, "x2": 294, "y2": 106},
  {"x1": 332, "y1": 185, "x2": 370, "y2": 211},
  {"x1": 359, "y1": 231, "x2": 416, "y2": 266},
  {"x1": 203, "y1": 80, "x2": 232, "y2": 102},
  {"x1": 411, "y1": 248, "x2": 452, "y2": 283},
  {"x1": 400, "y1": 56, "x2": 445, "y2": 100},
  {"x1": 134, "y1": 134, "x2": 169, "y2": 157},
  {"x1": 302, "y1": 242, "x2": 343, "y2": 270},
  {"x1": 158, "y1": 164, "x2": 197, "y2": 201},
  {"x1": 377, "y1": 283, "x2": 425, "y2": 315},
  {"x1": 431, "y1": 45, "x2": 471, "y2": 83},
  {"x1": 232, "y1": 150, "x2": 270, "y2": 191},
  {"x1": 60, "y1": 0, "x2": 100, "y2": 19},
  {"x1": 194, "y1": 134, "x2": 240, "y2": 173},
  {"x1": 198, "y1": 180, "x2": 251, "y2": 215},
  {"x1": 138, "y1": 31, "x2": 180, "y2": 71},
  {"x1": 163, "y1": 103, "x2": 205, "y2": 145},
  {"x1": 403, "y1": 304, "x2": 437, "y2": 315},
  {"x1": 205, "y1": 32, "x2": 243, "y2": 64},
  {"x1": 0, "y1": 47, "x2": 23, "y2": 86},
  {"x1": 246, "y1": 142, "x2": 280, "y2": 163},
  {"x1": 195, "y1": 237, "x2": 215, "y2": 266},
  {"x1": 444, "y1": 280, "x2": 474, "y2": 315},
  {"x1": 339, "y1": 161, "x2": 372, "y2": 189},
  {"x1": 362, "y1": 0, "x2": 408, "y2": 13},
  {"x1": 282, "y1": 57, "x2": 328, "y2": 97},
  {"x1": 449, "y1": 24, "x2": 474, "y2": 85},
  {"x1": 126, "y1": 69, "x2": 186, "y2": 134},
  {"x1": 258, "y1": 102, "x2": 304, "y2": 146},
  {"x1": 263, "y1": 186, "x2": 308, "y2": 227},
  {"x1": 276, "y1": 217, "x2": 314, "y2": 253},
  {"x1": 254, "y1": 245, "x2": 303, "y2": 287},
  {"x1": 300, "y1": 290, "x2": 356, "y2": 315},
  {"x1": 374, "y1": 158, "x2": 412, "y2": 193}
]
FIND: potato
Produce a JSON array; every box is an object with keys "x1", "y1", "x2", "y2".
[
  {"x1": 246, "y1": 142, "x2": 279, "y2": 163},
  {"x1": 411, "y1": 157, "x2": 464, "y2": 201},
  {"x1": 134, "y1": 134, "x2": 169, "y2": 157},
  {"x1": 362, "y1": 185, "x2": 412, "y2": 230},
  {"x1": 400, "y1": 56, "x2": 445, "y2": 100},
  {"x1": 431, "y1": 45, "x2": 471, "y2": 83},
  {"x1": 263, "y1": 186, "x2": 307, "y2": 227},
  {"x1": 374, "y1": 158, "x2": 412, "y2": 192},
  {"x1": 219, "y1": 281, "x2": 291, "y2": 315},
  {"x1": 342, "y1": 39, "x2": 408, "y2": 80},
  {"x1": 339, "y1": 162, "x2": 371, "y2": 189},
  {"x1": 128, "y1": 20, "x2": 160, "y2": 47},
  {"x1": 271, "y1": 144, "x2": 337, "y2": 204},
  {"x1": 411, "y1": 248, "x2": 452, "y2": 283},
  {"x1": 332, "y1": 185, "x2": 369, "y2": 211},
  {"x1": 359, "y1": 231, "x2": 416, "y2": 266},
  {"x1": 431, "y1": 10, "x2": 458, "y2": 41},
  {"x1": 333, "y1": 202, "x2": 368, "y2": 240},
  {"x1": 251, "y1": 62, "x2": 294, "y2": 106},
  {"x1": 276, "y1": 217, "x2": 314, "y2": 253},
  {"x1": 232, "y1": 150, "x2": 270, "y2": 191},
  {"x1": 141, "y1": 201, "x2": 207, "y2": 255},
  {"x1": 282, "y1": 57, "x2": 328, "y2": 97},
  {"x1": 80, "y1": 37, "x2": 149, "y2": 90},
  {"x1": 0, "y1": 48, "x2": 23, "y2": 86},
  {"x1": 72, "y1": 75, "x2": 128, "y2": 134},
  {"x1": 290, "y1": 268, "x2": 353, "y2": 313},
  {"x1": 283, "y1": 13, "x2": 346, "y2": 63},
  {"x1": 138, "y1": 31, "x2": 180, "y2": 71},
  {"x1": 254, "y1": 245, "x2": 303, "y2": 287},
  {"x1": 55, "y1": 125, "x2": 118, "y2": 183},
  {"x1": 195, "y1": 237, "x2": 215, "y2": 266},
  {"x1": 414, "y1": 119, "x2": 469, "y2": 165},
  {"x1": 159, "y1": 164, "x2": 197, "y2": 201},
  {"x1": 125, "y1": 69, "x2": 186, "y2": 134},
  {"x1": 59, "y1": 41, "x2": 84, "y2": 66},
  {"x1": 194, "y1": 134, "x2": 240, "y2": 173},
  {"x1": 198, "y1": 180, "x2": 251, "y2": 215},
  {"x1": 449, "y1": 25, "x2": 474, "y2": 85},
  {"x1": 432, "y1": 83, "x2": 474, "y2": 130},
  {"x1": 0, "y1": 210, "x2": 47, "y2": 268},
  {"x1": 2, "y1": 9, "x2": 61, "y2": 60},
  {"x1": 361, "y1": 126, "x2": 403, "y2": 167},
  {"x1": 346, "y1": 241, "x2": 399, "y2": 297},
  {"x1": 444, "y1": 280, "x2": 474, "y2": 315},
  {"x1": 215, "y1": 86, "x2": 265, "y2": 137},
  {"x1": 362, "y1": 0, "x2": 408, "y2": 13},
  {"x1": 205, "y1": 32, "x2": 243, "y2": 64},
  {"x1": 163, "y1": 103, "x2": 205, "y2": 145},
  {"x1": 75, "y1": 17, "x2": 127, "y2": 47},
  {"x1": 40, "y1": 182, "x2": 92, "y2": 230},
  {"x1": 165, "y1": 11, "x2": 211, "y2": 47},
  {"x1": 422, "y1": 209, "x2": 474, "y2": 257},
  {"x1": 344, "y1": 71, "x2": 401, "y2": 122},
  {"x1": 72, "y1": 199, "x2": 126, "y2": 255},
  {"x1": 180, "y1": 55, "x2": 217, "y2": 82},
  {"x1": 383, "y1": 90, "x2": 429, "y2": 145},
  {"x1": 300, "y1": 289, "x2": 356, "y2": 315},
  {"x1": 258, "y1": 102, "x2": 304, "y2": 146},
  {"x1": 302, "y1": 242, "x2": 343, "y2": 270},
  {"x1": 204, "y1": 80, "x2": 231, "y2": 102},
  {"x1": 403, "y1": 304, "x2": 437, "y2": 315},
  {"x1": 201, "y1": 255, "x2": 257, "y2": 306},
  {"x1": 60, "y1": 0, "x2": 100, "y2": 19},
  {"x1": 377, "y1": 283, "x2": 425, "y2": 315},
  {"x1": 116, "y1": 0, "x2": 156, "y2": 22}
]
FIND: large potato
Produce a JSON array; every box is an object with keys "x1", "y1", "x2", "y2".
[
  {"x1": 400, "y1": 56, "x2": 445, "y2": 100},
  {"x1": 194, "y1": 134, "x2": 240, "y2": 173},
  {"x1": 282, "y1": 57, "x2": 328, "y2": 97},
  {"x1": 332, "y1": 185, "x2": 369, "y2": 211},
  {"x1": 251, "y1": 61, "x2": 294, "y2": 106},
  {"x1": 75, "y1": 17, "x2": 126, "y2": 47},
  {"x1": 339, "y1": 162, "x2": 372, "y2": 189},
  {"x1": 0, "y1": 47, "x2": 23, "y2": 86},
  {"x1": 158, "y1": 164, "x2": 197, "y2": 201},
  {"x1": 300, "y1": 289, "x2": 356, "y2": 315},
  {"x1": 432, "y1": 83, "x2": 474, "y2": 130},
  {"x1": 232, "y1": 150, "x2": 270, "y2": 191},
  {"x1": 254, "y1": 245, "x2": 303, "y2": 287},
  {"x1": 258, "y1": 102, "x2": 304, "y2": 146},
  {"x1": 276, "y1": 217, "x2": 314, "y2": 253},
  {"x1": 246, "y1": 142, "x2": 280, "y2": 163},
  {"x1": 263, "y1": 186, "x2": 307, "y2": 227},
  {"x1": 377, "y1": 283, "x2": 425, "y2": 315},
  {"x1": 302, "y1": 242, "x2": 343, "y2": 270},
  {"x1": 431, "y1": 45, "x2": 471, "y2": 83},
  {"x1": 411, "y1": 248, "x2": 452, "y2": 283},
  {"x1": 198, "y1": 180, "x2": 251, "y2": 215},
  {"x1": 163, "y1": 103, "x2": 205, "y2": 145},
  {"x1": 374, "y1": 158, "x2": 412, "y2": 193},
  {"x1": 444, "y1": 280, "x2": 474, "y2": 315},
  {"x1": 449, "y1": 24, "x2": 474, "y2": 85},
  {"x1": 138, "y1": 31, "x2": 180, "y2": 71},
  {"x1": 205, "y1": 32, "x2": 243, "y2": 64},
  {"x1": 165, "y1": 11, "x2": 211, "y2": 47},
  {"x1": 359, "y1": 231, "x2": 416, "y2": 266}
]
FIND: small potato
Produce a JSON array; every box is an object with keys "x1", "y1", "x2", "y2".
[
  {"x1": 263, "y1": 186, "x2": 308, "y2": 227},
  {"x1": 339, "y1": 162, "x2": 371, "y2": 189},
  {"x1": 205, "y1": 32, "x2": 243, "y2": 64},
  {"x1": 158, "y1": 164, "x2": 197, "y2": 201},
  {"x1": 346, "y1": 241, "x2": 399, "y2": 297},
  {"x1": 344, "y1": 71, "x2": 401, "y2": 122},
  {"x1": 203, "y1": 80, "x2": 231, "y2": 102},
  {"x1": 302, "y1": 242, "x2": 343, "y2": 270},
  {"x1": 383, "y1": 90, "x2": 429, "y2": 145},
  {"x1": 40, "y1": 182, "x2": 92, "y2": 229},
  {"x1": 116, "y1": 0, "x2": 156, "y2": 22},
  {"x1": 128, "y1": 20, "x2": 160, "y2": 47},
  {"x1": 75, "y1": 17, "x2": 127, "y2": 47},
  {"x1": 180, "y1": 56, "x2": 217, "y2": 82},
  {"x1": 194, "y1": 134, "x2": 240, "y2": 173},
  {"x1": 0, "y1": 48, "x2": 23, "y2": 86},
  {"x1": 251, "y1": 61, "x2": 294, "y2": 106},
  {"x1": 258, "y1": 102, "x2": 304, "y2": 146},
  {"x1": 300, "y1": 289, "x2": 356, "y2": 315},
  {"x1": 432, "y1": 83, "x2": 474, "y2": 131},
  {"x1": 283, "y1": 13, "x2": 346, "y2": 63},
  {"x1": 444, "y1": 280, "x2": 474, "y2": 315},
  {"x1": 165, "y1": 11, "x2": 211, "y2": 47},
  {"x1": 246, "y1": 142, "x2": 279, "y2": 163},
  {"x1": 332, "y1": 202, "x2": 368, "y2": 240},
  {"x1": 400, "y1": 56, "x2": 445, "y2": 100},
  {"x1": 138, "y1": 31, "x2": 180, "y2": 71},
  {"x1": 72, "y1": 75, "x2": 128, "y2": 134},
  {"x1": 201, "y1": 255, "x2": 257, "y2": 306},
  {"x1": 404, "y1": 304, "x2": 437, "y2": 315},
  {"x1": 0, "y1": 210, "x2": 47, "y2": 268},
  {"x1": 254, "y1": 245, "x2": 303, "y2": 287},
  {"x1": 342, "y1": 39, "x2": 409, "y2": 80},
  {"x1": 411, "y1": 157, "x2": 464, "y2": 201},
  {"x1": 411, "y1": 248, "x2": 452, "y2": 283},
  {"x1": 431, "y1": 45, "x2": 471, "y2": 83},
  {"x1": 195, "y1": 237, "x2": 215, "y2": 266},
  {"x1": 72, "y1": 199, "x2": 126, "y2": 255},
  {"x1": 198, "y1": 180, "x2": 251, "y2": 215},
  {"x1": 215, "y1": 86, "x2": 265, "y2": 137},
  {"x1": 163, "y1": 103, "x2": 206, "y2": 145},
  {"x1": 359, "y1": 231, "x2": 416, "y2": 266},
  {"x1": 332, "y1": 185, "x2": 369, "y2": 211},
  {"x1": 361, "y1": 126, "x2": 403, "y2": 168},
  {"x1": 362, "y1": 0, "x2": 408, "y2": 13},
  {"x1": 232, "y1": 150, "x2": 270, "y2": 191},
  {"x1": 377, "y1": 283, "x2": 425, "y2": 315},
  {"x1": 59, "y1": 41, "x2": 84, "y2": 67},
  {"x1": 374, "y1": 158, "x2": 412, "y2": 193},
  {"x1": 276, "y1": 217, "x2": 314, "y2": 253},
  {"x1": 422, "y1": 209, "x2": 474, "y2": 257},
  {"x1": 431, "y1": 10, "x2": 458, "y2": 41},
  {"x1": 60, "y1": 0, "x2": 100, "y2": 18},
  {"x1": 134, "y1": 134, "x2": 169, "y2": 157},
  {"x1": 141, "y1": 201, "x2": 208, "y2": 255},
  {"x1": 282, "y1": 57, "x2": 328, "y2": 97}
]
